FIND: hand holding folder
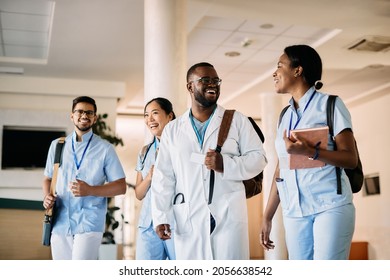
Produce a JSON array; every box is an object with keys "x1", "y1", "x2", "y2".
[{"x1": 287, "y1": 126, "x2": 328, "y2": 169}]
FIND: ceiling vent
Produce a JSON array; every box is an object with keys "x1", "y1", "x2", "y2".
[{"x1": 348, "y1": 36, "x2": 390, "y2": 52}]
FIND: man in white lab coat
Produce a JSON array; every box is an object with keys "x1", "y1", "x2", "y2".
[{"x1": 151, "y1": 62, "x2": 267, "y2": 259}]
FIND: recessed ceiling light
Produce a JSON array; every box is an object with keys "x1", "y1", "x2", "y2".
[
  {"x1": 225, "y1": 51, "x2": 241, "y2": 57},
  {"x1": 368, "y1": 64, "x2": 384, "y2": 69},
  {"x1": 260, "y1": 23, "x2": 274, "y2": 29}
]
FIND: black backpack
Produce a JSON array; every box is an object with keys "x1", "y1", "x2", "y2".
[
  {"x1": 245, "y1": 116, "x2": 265, "y2": 198},
  {"x1": 278, "y1": 95, "x2": 364, "y2": 194},
  {"x1": 327, "y1": 95, "x2": 364, "y2": 194}
]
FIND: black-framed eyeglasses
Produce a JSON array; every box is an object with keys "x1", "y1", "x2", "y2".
[
  {"x1": 190, "y1": 76, "x2": 222, "y2": 86},
  {"x1": 73, "y1": 109, "x2": 95, "y2": 117}
]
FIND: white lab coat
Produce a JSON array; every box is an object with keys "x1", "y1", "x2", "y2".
[{"x1": 151, "y1": 105, "x2": 267, "y2": 259}]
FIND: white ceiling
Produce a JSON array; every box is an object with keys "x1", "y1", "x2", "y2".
[{"x1": 0, "y1": 0, "x2": 389, "y2": 119}]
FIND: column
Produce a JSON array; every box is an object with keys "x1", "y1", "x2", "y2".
[
  {"x1": 125, "y1": 0, "x2": 188, "y2": 260},
  {"x1": 260, "y1": 92, "x2": 288, "y2": 260},
  {"x1": 144, "y1": 0, "x2": 188, "y2": 115}
]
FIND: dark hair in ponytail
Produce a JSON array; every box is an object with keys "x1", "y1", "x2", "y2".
[
  {"x1": 284, "y1": 45, "x2": 323, "y2": 89},
  {"x1": 144, "y1": 97, "x2": 176, "y2": 120}
]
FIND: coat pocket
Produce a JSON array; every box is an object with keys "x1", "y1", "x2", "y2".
[{"x1": 172, "y1": 202, "x2": 192, "y2": 235}]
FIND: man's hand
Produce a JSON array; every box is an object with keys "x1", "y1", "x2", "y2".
[
  {"x1": 155, "y1": 224, "x2": 172, "y2": 240},
  {"x1": 43, "y1": 193, "x2": 56, "y2": 209},
  {"x1": 205, "y1": 149, "x2": 224, "y2": 173},
  {"x1": 69, "y1": 179, "x2": 92, "y2": 197}
]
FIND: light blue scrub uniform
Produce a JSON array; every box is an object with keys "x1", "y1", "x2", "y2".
[
  {"x1": 276, "y1": 88, "x2": 355, "y2": 260},
  {"x1": 135, "y1": 138, "x2": 176, "y2": 260},
  {"x1": 44, "y1": 130, "x2": 126, "y2": 259}
]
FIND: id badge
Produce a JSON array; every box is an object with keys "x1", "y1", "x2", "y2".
[{"x1": 190, "y1": 152, "x2": 205, "y2": 165}]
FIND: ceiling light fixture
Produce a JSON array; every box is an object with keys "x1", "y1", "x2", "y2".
[
  {"x1": 368, "y1": 64, "x2": 384, "y2": 69},
  {"x1": 225, "y1": 51, "x2": 241, "y2": 57},
  {"x1": 260, "y1": 23, "x2": 274, "y2": 29},
  {"x1": 0, "y1": 67, "x2": 24, "y2": 74},
  {"x1": 241, "y1": 38, "x2": 253, "y2": 47}
]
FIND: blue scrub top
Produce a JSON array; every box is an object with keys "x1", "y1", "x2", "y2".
[
  {"x1": 44, "y1": 130, "x2": 126, "y2": 235},
  {"x1": 275, "y1": 87, "x2": 354, "y2": 217}
]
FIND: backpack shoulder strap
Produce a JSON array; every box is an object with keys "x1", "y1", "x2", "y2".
[
  {"x1": 209, "y1": 109, "x2": 235, "y2": 205},
  {"x1": 327, "y1": 95, "x2": 338, "y2": 138},
  {"x1": 54, "y1": 137, "x2": 66, "y2": 166},
  {"x1": 248, "y1": 117, "x2": 265, "y2": 143},
  {"x1": 278, "y1": 105, "x2": 290, "y2": 127},
  {"x1": 48, "y1": 137, "x2": 66, "y2": 215},
  {"x1": 216, "y1": 109, "x2": 235, "y2": 152},
  {"x1": 326, "y1": 95, "x2": 343, "y2": 194}
]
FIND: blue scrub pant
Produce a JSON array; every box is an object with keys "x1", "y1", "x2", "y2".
[
  {"x1": 283, "y1": 203, "x2": 355, "y2": 260},
  {"x1": 136, "y1": 224, "x2": 176, "y2": 260}
]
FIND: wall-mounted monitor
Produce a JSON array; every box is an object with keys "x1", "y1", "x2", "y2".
[
  {"x1": 364, "y1": 173, "x2": 380, "y2": 196},
  {"x1": 1, "y1": 126, "x2": 66, "y2": 169}
]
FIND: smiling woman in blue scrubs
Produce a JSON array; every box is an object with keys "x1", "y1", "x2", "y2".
[
  {"x1": 134, "y1": 97, "x2": 176, "y2": 260},
  {"x1": 261, "y1": 45, "x2": 358, "y2": 260}
]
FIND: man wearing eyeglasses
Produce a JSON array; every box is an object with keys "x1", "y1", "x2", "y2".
[
  {"x1": 42, "y1": 96, "x2": 126, "y2": 259},
  {"x1": 151, "y1": 62, "x2": 267, "y2": 259}
]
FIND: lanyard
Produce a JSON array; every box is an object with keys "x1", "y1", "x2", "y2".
[
  {"x1": 72, "y1": 133, "x2": 93, "y2": 170},
  {"x1": 190, "y1": 107, "x2": 216, "y2": 148},
  {"x1": 288, "y1": 91, "x2": 316, "y2": 135}
]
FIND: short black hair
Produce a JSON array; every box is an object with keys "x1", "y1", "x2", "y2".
[
  {"x1": 72, "y1": 96, "x2": 97, "y2": 113},
  {"x1": 186, "y1": 62, "x2": 214, "y2": 82}
]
